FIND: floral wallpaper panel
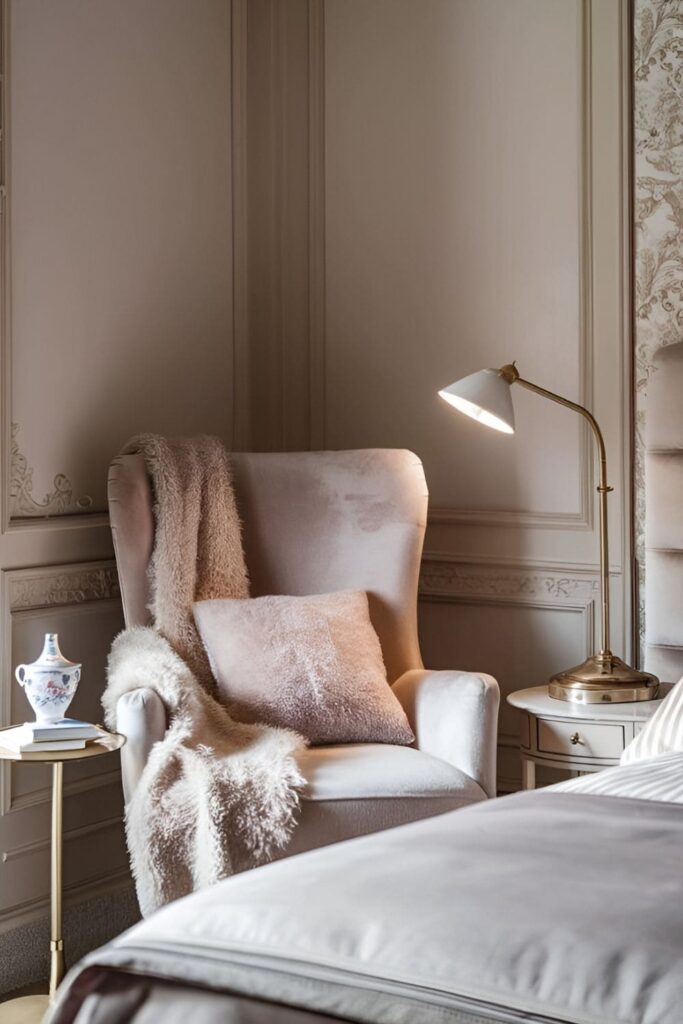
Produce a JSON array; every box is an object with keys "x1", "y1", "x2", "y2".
[{"x1": 634, "y1": 0, "x2": 683, "y2": 658}]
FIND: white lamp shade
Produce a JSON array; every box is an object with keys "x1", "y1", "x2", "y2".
[{"x1": 438, "y1": 368, "x2": 515, "y2": 434}]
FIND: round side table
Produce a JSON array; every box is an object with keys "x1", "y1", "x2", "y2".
[
  {"x1": 507, "y1": 685, "x2": 668, "y2": 790},
  {"x1": 0, "y1": 728, "x2": 125, "y2": 1023}
]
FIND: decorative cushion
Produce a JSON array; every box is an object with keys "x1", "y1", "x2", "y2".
[
  {"x1": 621, "y1": 678, "x2": 683, "y2": 764},
  {"x1": 193, "y1": 590, "x2": 415, "y2": 745}
]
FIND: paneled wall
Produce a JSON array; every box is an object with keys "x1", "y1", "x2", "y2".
[
  {"x1": 0, "y1": 0, "x2": 236, "y2": 983},
  {"x1": 249, "y1": 0, "x2": 632, "y2": 792}
]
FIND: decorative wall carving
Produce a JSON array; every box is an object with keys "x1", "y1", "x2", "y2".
[
  {"x1": 9, "y1": 423, "x2": 93, "y2": 519},
  {"x1": 633, "y1": 0, "x2": 683, "y2": 653},
  {"x1": 419, "y1": 556, "x2": 601, "y2": 609},
  {"x1": 7, "y1": 563, "x2": 120, "y2": 612}
]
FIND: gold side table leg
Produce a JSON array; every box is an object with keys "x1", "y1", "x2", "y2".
[
  {"x1": 49, "y1": 762, "x2": 65, "y2": 1000},
  {"x1": 0, "y1": 764, "x2": 62, "y2": 1022},
  {"x1": 0, "y1": 730, "x2": 124, "y2": 1023}
]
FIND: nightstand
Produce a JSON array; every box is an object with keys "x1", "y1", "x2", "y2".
[{"x1": 507, "y1": 685, "x2": 668, "y2": 790}]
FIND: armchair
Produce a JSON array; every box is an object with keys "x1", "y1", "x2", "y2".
[{"x1": 109, "y1": 449, "x2": 499, "y2": 859}]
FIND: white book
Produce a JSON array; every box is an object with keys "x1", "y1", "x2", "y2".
[
  {"x1": 22, "y1": 718, "x2": 99, "y2": 743},
  {"x1": 0, "y1": 726, "x2": 87, "y2": 753}
]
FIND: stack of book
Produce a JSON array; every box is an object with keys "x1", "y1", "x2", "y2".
[{"x1": 0, "y1": 719, "x2": 100, "y2": 753}]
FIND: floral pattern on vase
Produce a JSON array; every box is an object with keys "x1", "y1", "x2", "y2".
[{"x1": 15, "y1": 633, "x2": 81, "y2": 723}]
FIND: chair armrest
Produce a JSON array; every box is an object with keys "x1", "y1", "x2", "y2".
[
  {"x1": 392, "y1": 669, "x2": 500, "y2": 798},
  {"x1": 116, "y1": 688, "x2": 168, "y2": 804}
]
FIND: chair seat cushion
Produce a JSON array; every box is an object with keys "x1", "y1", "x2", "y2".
[
  {"x1": 277, "y1": 744, "x2": 485, "y2": 858},
  {"x1": 298, "y1": 743, "x2": 484, "y2": 800}
]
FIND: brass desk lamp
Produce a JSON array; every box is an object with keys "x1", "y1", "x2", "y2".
[{"x1": 438, "y1": 362, "x2": 659, "y2": 704}]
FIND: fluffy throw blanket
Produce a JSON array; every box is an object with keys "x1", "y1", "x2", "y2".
[
  {"x1": 120, "y1": 433, "x2": 250, "y2": 690},
  {"x1": 105, "y1": 435, "x2": 305, "y2": 916},
  {"x1": 104, "y1": 628, "x2": 304, "y2": 916}
]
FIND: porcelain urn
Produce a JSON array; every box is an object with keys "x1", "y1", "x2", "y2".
[{"x1": 15, "y1": 633, "x2": 81, "y2": 723}]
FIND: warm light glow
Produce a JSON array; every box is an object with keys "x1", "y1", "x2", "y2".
[{"x1": 438, "y1": 390, "x2": 514, "y2": 434}]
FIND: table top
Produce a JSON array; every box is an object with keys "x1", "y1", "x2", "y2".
[
  {"x1": 507, "y1": 684, "x2": 670, "y2": 722},
  {"x1": 0, "y1": 726, "x2": 125, "y2": 763}
]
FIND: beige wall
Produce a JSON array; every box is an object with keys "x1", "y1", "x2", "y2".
[{"x1": 0, "y1": 0, "x2": 235, "y2": 974}]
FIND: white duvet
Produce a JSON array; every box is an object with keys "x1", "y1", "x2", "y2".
[{"x1": 49, "y1": 753, "x2": 683, "y2": 1024}]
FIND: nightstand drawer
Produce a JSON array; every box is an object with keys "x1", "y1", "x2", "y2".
[{"x1": 537, "y1": 719, "x2": 625, "y2": 760}]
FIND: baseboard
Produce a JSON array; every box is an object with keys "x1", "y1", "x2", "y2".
[{"x1": 0, "y1": 878, "x2": 140, "y2": 997}]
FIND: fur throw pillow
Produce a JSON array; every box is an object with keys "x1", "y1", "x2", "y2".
[{"x1": 193, "y1": 590, "x2": 415, "y2": 746}]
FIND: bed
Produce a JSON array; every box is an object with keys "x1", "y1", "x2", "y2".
[
  {"x1": 47, "y1": 344, "x2": 683, "y2": 1024},
  {"x1": 48, "y1": 754, "x2": 683, "y2": 1024}
]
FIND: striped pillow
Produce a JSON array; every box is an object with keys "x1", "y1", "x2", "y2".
[
  {"x1": 621, "y1": 678, "x2": 683, "y2": 764},
  {"x1": 554, "y1": 752, "x2": 683, "y2": 803}
]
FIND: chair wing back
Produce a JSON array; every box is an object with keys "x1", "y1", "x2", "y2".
[{"x1": 108, "y1": 448, "x2": 428, "y2": 682}]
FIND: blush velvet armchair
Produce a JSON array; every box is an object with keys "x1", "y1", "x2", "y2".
[{"x1": 109, "y1": 448, "x2": 499, "y2": 858}]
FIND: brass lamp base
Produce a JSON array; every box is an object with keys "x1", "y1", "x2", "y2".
[{"x1": 548, "y1": 652, "x2": 660, "y2": 705}]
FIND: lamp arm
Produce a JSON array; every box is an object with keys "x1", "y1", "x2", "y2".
[
  {"x1": 500, "y1": 364, "x2": 612, "y2": 656},
  {"x1": 514, "y1": 377, "x2": 610, "y2": 491}
]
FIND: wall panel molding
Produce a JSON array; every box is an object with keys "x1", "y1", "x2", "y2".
[
  {"x1": 241, "y1": 0, "x2": 314, "y2": 451},
  {"x1": 420, "y1": 594, "x2": 594, "y2": 675},
  {"x1": 9, "y1": 423, "x2": 93, "y2": 519},
  {"x1": 3, "y1": 813, "x2": 122, "y2": 865},
  {"x1": 1, "y1": 60, "x2": 105, "y2": 529},
  {"x1": 2, "y1": 0, "x2": 236, "y2": 522},
  {"x1": 308, "y1": 0, "x2": 326, "y2": 449},
  {"x1": 0, "y1": 866, "x2": 131, "y2": 933},
  {"x1": 10, "y1": 768, "x2": 120, "y2": 815},
  {"x1": 0, "y1": 1, "x2": 109, "y2": 527},
  {"x1": 419, "y1": 554, "x2": 598, "y2": 663},
  {"x1": 427, "y1": 503, "x2": 592, "y2": 531},
  {"x1": 6, "y1": 562, "x2": 119, "y2": 612},
  {"x1": 429, "y1": 0, "x2": 594, "y2": 530},
  {"x1": 238, "y1": 0, "x2": 326, "y2": 453},
  {"x1": 419, "y1": 553, "x2": 607, "y2": 610},
  {"x1": 231, "y1": 0, "x2": 250, "y2": 452}
]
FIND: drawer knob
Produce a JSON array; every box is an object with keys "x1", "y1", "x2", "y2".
[{"x1": 570, "y1": 732, "x2": 582, "y2": 745}]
